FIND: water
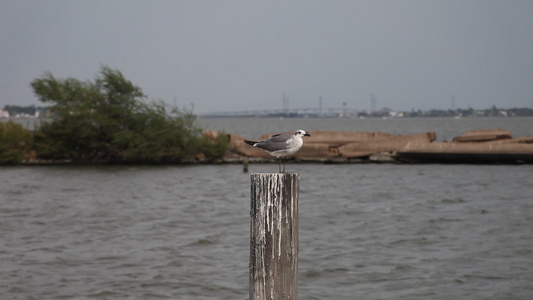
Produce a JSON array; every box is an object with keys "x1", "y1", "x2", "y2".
[
  {"x1": 197, "y1": 116, "x2": 533, "y2": 141},
  {"x1": 1, "y1": 164, "x2": 532, "y2": 300},
  {"x1": 5, "y1": 116, "x2": 533, "y2": 141},
  {"x1": 1, "y1": 117, "x2": 533, "y2": 299}
]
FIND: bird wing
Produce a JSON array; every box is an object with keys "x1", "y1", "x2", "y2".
[
  {"x1": 244, "y1": 140, "x2": 256, "y2": 146},
  {"x1": 254, "y1": 134, "x2": 292, "y2": 152},
  {"x1": 268, "y1": 134, "x2": 291, "y2": 142}
]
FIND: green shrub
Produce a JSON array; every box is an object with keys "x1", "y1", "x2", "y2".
[
  {"x1": 0, "y1": 121, "x2": 32, "y2": 164},
  {"x1": 31, "y1": 66, "x2": 228, "y2": 163},
  {"x1": 197, "y1": 132, "x2": 230, "y2": 160}
]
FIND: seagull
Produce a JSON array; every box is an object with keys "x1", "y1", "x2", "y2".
[{"x1": 244, "y1": 129, "x2": 311, "y2": 173}]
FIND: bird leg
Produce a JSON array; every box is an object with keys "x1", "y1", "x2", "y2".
[{"x1": 278, "y1": 157, "x2": 282, "y2": 173}]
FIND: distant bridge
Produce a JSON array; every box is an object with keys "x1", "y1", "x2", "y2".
[{"x1": 199, "y1": 107, "x2": 365, "y2": 118}]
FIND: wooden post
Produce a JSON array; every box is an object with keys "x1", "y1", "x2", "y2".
[
  {"x1": 250, "y1": 173, "x2": 299, "y2": 300},
  {"x1": 243, "y1": 156, "x2": 249, "y2": 173}
]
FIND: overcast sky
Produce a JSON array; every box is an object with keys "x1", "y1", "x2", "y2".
[{"x1": 2, "y1": 0, "x2": 533, "y2": 113}]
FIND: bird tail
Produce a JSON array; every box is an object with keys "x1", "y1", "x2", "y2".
[{"x1": 244, "y1": 140, "x2": 256, "y2": 146}]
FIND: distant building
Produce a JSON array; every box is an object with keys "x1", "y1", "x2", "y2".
[
  {"x1": 0, "y1": 109, "x2": 10, "y2": 118},
  {"x1": 388, "y1": 111, "x2": 404, "y2": 118}
]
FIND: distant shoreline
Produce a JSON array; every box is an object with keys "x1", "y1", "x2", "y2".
[{"x1": 2, "y1": 118, "x2": 533, "y2": 166}]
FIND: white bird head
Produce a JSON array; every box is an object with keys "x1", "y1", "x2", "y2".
[{"x1": 294, "y1": 130, "x2": 311, "y2": 137}]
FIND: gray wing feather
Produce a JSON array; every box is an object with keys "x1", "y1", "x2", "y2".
[{"x1": 254, "y1": 134, "x2": 292, "y2": 152}]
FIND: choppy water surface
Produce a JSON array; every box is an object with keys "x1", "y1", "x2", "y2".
[
  {"x1": 1, "y1": 164, "x2": 532, "y2": 299},
  {"x1": 197, "y1": 117, "x2": 533, "y2": 141}
]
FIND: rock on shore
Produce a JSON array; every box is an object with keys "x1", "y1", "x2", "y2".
[{"x1": 216, "y1": 129, "x2": 533, "y2": 164}]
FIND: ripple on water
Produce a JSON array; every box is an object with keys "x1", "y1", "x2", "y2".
[{"x1": 1, "y1": 164, "x2": 533, "y2": 299}]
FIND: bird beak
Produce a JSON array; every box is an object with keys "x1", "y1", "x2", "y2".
[{"x1": 304, "y1": 133, "x2": 311, "y2": 137}]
